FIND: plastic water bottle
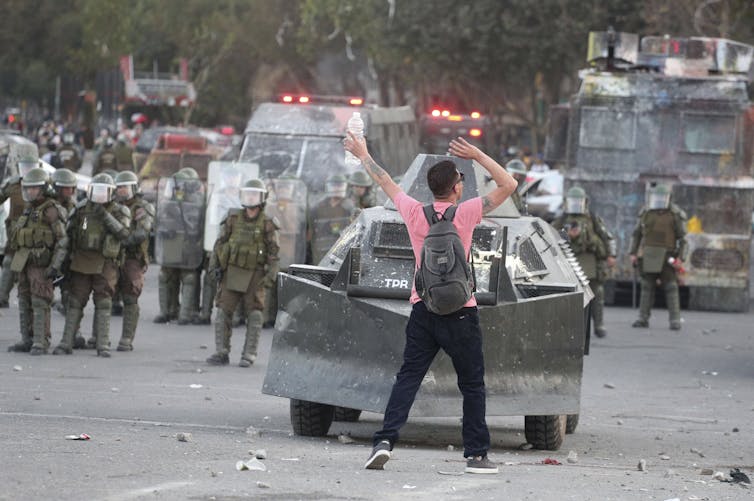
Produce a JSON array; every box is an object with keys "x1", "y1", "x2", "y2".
[{"x1": 345, "y1": 112, "x2": 364, "y2": 167}]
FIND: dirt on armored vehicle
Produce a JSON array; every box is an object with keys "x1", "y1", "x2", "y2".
[
  {"x1": 262, "y1": 154, "x2": 594, "y2": 451},
  {"x1": 545, "y1": 31, "x2": 754, "y2": 311}
]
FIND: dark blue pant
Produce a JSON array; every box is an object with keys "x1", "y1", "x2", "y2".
[{"x1": 373, "y1": 302, "x2": 491, "y2": 458}]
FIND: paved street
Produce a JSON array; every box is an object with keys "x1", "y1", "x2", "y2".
[{"x1": 1, "y1": 267, "x2": 752, "y2": 500}]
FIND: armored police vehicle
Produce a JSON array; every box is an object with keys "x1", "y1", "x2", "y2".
[
  {"x1": 545, "y1": 30, "x2": 754, "y2": 311},
  {"x1": 239, "y1": 96, "x2": 419, "y2": 194},
  {"x1": 263, "y1": 153, "x2": 594, "y2": 451}
]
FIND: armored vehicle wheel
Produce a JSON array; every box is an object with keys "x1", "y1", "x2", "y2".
[
  {"x1": 333, "y1": 406, "x2": 362, "y2": 422},
  {"x1": 565, "y1": 414, "x2": 579, "y2": 434},
  {"x1": 290, "y1": 399, "x2": 335, "y2": 436},
  {"x1": 524, "y1": 414, "x2": 567, "y2": 450}
]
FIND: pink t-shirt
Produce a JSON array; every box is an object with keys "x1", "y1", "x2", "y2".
[{"x1": 393, "y1": 191, "x2": 483, "y2": 306}]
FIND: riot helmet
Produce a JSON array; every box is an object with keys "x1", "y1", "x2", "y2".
[
  {"x1": 325, "y1": 174, "x2": 348, "y2": 199},
  {"x1": 647, "y1": 184, "x2": 671, "y2": 210},
  {"x1": 115, "y1": 170, "x2": 139, "y2": 201},
  {"x1": 171, "y1": 167, "x2": 201, "y2": 201},
  {"x1": 21, "y1": 167, "x2": 49, "y2": 202},
  {"x1": 240, "y1": 178, "x2": 267, "y2": 208},
  {"x1": 348, "y1": 171, "x2": 373, "y2": 188},
  {"x1": 564, "y1": 186, "x2": 587, "y2": 215},
  {"x1": 88, "y1": 173, "x2": 115, "y2": 204},
  {"x1": 17, "y1": 156, "x2": 38, "y2": 178}
]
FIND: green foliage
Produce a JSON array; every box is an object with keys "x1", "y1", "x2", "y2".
[{"x1": 1, "y1": 0, "x2": 752, "y2": 129}]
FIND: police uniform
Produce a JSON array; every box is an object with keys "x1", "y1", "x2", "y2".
[
  {"x1": 57, "y1": 144, "x2": 82, "y2": 172},
  {"x1": 153, "y1": 169, "x2": 205, "y2": 325},
  {"x1": 0, "y1": 176, "x2": 26, "y2": 307},
  {"x1": 116, "y1": 189, "x2": 155, "y2": 351},
  {"x1": 113, "y1": 141, "x2": 134, "y2": 172},
  {"x1": 93, "y1": 146, "x2": 118, "y2": 175},
  {"x1": 308, "y1": 197, "x2": 355, "y2": 264},
  {"x1": 53, "y1": 179, "x2": 131, "y2": 356},
  {"x1": 629, "y1": 189, "x2": 687, "y2": 330},
  {"x1": 9, "y1": 171, "x2": 68, "y2": 354},
  {"x1": 207, "y1": 183, "x2": 279, "y2": 367},
  {"x1": 552, "y1": 209, "x2": 615, "y2": 337}
]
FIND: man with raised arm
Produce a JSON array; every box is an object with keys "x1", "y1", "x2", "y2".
[{"x1": 344, "y1": 133, "x2": 517, "y2": 474}]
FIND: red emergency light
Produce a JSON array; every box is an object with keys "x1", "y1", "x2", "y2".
[
  {"x1": 7, "y1": 115, "x2": 15, "y2": 123},
  {"x1": 349, "y1": 98, "x2": 364, "y2": 106},
  {"x1": 431, "y1": 109, "x2": 441, "y2": 117},
  {"x1": 298, "y1": 96, "x2": 310, "y2": 103},
  {"x1": 282, "y1": 95, "x2": 294, "y2": 103},
  {"x1": 441, "y1": 110, "x2": 450, "y2": 117},
  {"x1": 469, "y1": 128, "x2": 482, "y2": 137},
  {"x1": 470, "y1": 111, "x2": 481, "y2": 119}
]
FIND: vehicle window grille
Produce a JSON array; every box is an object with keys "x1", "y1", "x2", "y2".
[
  {"x1": 289, "y1": 267, "x2": 336, "y2": 287},
  {"x1": 373, "y1": 222, "x2": 414, "y2": 259},
  {"x1": 519, "y1": 237, "x2": 546, "y2": 272},
  {"x1": 690, "y1": 248, "x2": 744, "y2": 272}
]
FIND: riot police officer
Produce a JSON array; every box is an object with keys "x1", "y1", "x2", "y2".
[
  {"x1": 53, "y1": 173, "x2": 131, "y2": 356},
  {"x1": 206, "y1": 179, "x2": 279, "y2": 367},
  {"x1": 114, "y1": 171, "x2": 155, "y2": 351},
  {"x1": 153, "y1": 167, "x2": 205, "y2": 324},
  {"x1": 113, "y1": 135, "x2": 134, "y2": 172},
  {"x1": 348, "y1": 171, "x2": 377, "y2": 209},
  {"x1": 8, "y1": 168, "x2": 68, "y2": 354},
  {"x1": 629, "y1": 184, "x2": 687, "y2": 330},
  {"x1": 307, "y1": 174, "x2": 355, "y2": 264},
  {"x1": 0, "y1": 156, "x2": 38, "y2": 310},
  {"x1": 552, "y1": 186, "x2": 616, "y2": 338},
  {"x1": 51, "y1": 168, "x2": 78, "y2": 213},
  {"x1": 57, "y1": 132, "x2": 82, "y2": 172},
  {"x1": 195, "y1": 165, "x2": 243, "y2": 325},
  {"x1": 93, "y1": 138, "x2": 118, "y2": 175},
  {"x1": 49, "y1": 169, "x2": 87, "y2": 349}
]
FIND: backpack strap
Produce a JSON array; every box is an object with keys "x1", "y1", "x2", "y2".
[{"x1": 422, "y1": 204, "x2": 458, "y2": 225}]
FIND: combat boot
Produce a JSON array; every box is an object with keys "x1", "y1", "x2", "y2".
[
  {"x1": 591, "y1": 283, "x2": 606, "y2": 338},
  {"x1": 239, "y1": 310, "x2": 263, "y2": 367},
  {"x1": 54, "y1": 300, "x2": 84, "y2": 355},
  {"x1": 29, "y1": 297, "x2": 50, "y2": 355},
  {"x1": 207, "y1": 309, "x2": 231, "y2": 366},
  {"x1": 196, "y1": 271, "x2": 216, "y2": 325},
  {"x1": 0, "y1": 255, "x2": 15, "y2": 307},
  {"x1": 8, "y1": 302, "x2": 33, "y2": 352},
  {"x1": 633, "y1": 277, "x2": 654, "y2": 328},
  {"x1": 665, "y1": 283, "x2": 682, "y2": 331},
  {"x1": 155, "y1": 270, "x2": 173, "y2": 323},
  {"x1": 178, "y1": 271, "x2": 199, "y2": 325},
  {"x1": 93, "y1": 298, "x2": 112, "y2": 357},
  {"x1": 117, "y1": 296, "x2": 139, "y2": 351}
]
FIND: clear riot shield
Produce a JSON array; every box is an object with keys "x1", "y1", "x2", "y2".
[
  {"x1": 155, "y1": 176, "x2": 206, "y2": 269},
  {"x1": 265, "y1": 178, "x2": 308, "y2": 269},
  {"x1": 203, "y1": 161, "x2": 259, "y2": 251}
]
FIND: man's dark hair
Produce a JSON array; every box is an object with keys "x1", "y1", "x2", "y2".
[{"x1": 427, "y1": 160, "x2": 459, "y2": 198}]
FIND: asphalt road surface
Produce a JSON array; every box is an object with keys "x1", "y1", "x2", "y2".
[{"x1": 1, "y1": 266, "x2": 752, "y2": 500}]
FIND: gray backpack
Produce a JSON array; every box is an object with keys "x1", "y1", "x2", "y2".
[{"x1": 414, "y1": 205, "x2": 474, "y2": 315}]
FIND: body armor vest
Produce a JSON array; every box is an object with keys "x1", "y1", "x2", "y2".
[
  {"x1": 642, "y1": 210, "x2": 677, "y2": 250},
  {"x1": 13, "y1": 199, "x2": 58, "y2": 267},
  {"x1": 73, "y1": 203, "x2": 122, "y2": 259},
  {"x1": 225, "y1": 214, "x2": 267, "y2": 270}
]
